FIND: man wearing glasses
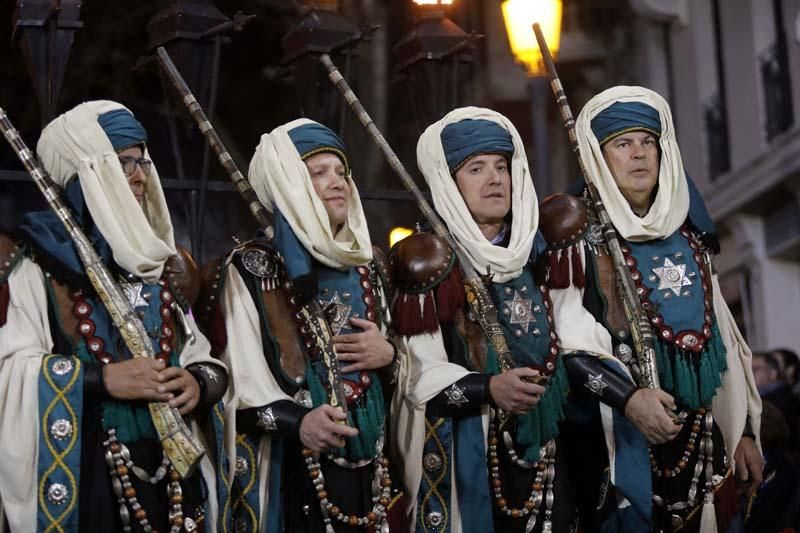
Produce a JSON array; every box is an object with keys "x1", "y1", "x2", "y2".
[{"x1": 0, "y1": 101, "x2": 227, "y2": 532}]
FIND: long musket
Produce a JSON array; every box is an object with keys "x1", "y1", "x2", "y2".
[
  {"x1": 532, "y1": 23, "x2": 661, "y2": 390},
  {"x1": 0, "y1": 109, "x2": 205, "y2": 478},
  {"x1": 155, "y1": 47, "x2": 349, "y2": 416},
  {"x1": 319, "y1": 53, "x2": 543, "y2": 429}
]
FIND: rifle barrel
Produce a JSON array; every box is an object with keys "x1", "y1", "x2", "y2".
[{"x1": 532, "y1": 23, "x2": 661, "y2": 389}]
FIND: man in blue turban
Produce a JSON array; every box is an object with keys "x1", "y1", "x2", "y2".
[
  {"x1": 0, "y1": 100, "x2": 228, "y2": 532},
  {"x1": 199, "y1": 118, "x2": 405, "y2": 533},
  {"x1": 388, "y1": 106, "x2": 585, "y2": 533},
  {"x1": 538, "y1": 86, "x2": 763, "y2": 533}
]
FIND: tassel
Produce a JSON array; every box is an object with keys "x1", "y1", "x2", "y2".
[
  {"x1": 713, "y1": 473, "x2": 739, "y2": 532},
  {"x1": 208, "y1": 305, "x2": 228, "y2": 356},
  {"x1": 699, "y1": 493, "x2": 717, "y2": 533},
  {"x1": 656, "y1": 342, "x2": 674, "y2": 393},
  {"x1": 571, "y1": 243, "x2": 585, "y2": 289},
  {"x1": 434, "y1": 267, "x2": 465, "y2": 322},
  {"x1": 421, "y1": 291, "x2": 437, "y2": 331},
  {"x1": 392, "y1": 292, "x2": 439, "y2": 336},
  {"x1": 556, "y1": 249, "x2": 570, "y2": 287},
  {"x1": 0, "y1": 282, "x2": 8, "y2": 327},
  {"x1": 547, "y1": 250, "x2": 570, "y2": 289}
]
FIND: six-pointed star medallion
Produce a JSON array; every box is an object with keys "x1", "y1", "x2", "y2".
[
  {"x1": 320, "y1": 291, "x2": 353, "y2": 335},
  {"x1": 121, "y1": 282, "x2": 149, "y2": 309},
  {"x1": 652, "y1": 257, "x2": 692, "y2": 296},
  {"x1": 504, "y1": 289, "x2": 537, "y2": 333}
]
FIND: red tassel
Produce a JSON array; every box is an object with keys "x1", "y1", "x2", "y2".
[
  {"x1": 571, "y1": 243, "x2": 585, "y2": 289},
  {"x1": 208, "y1": 305, "x2": 228, "y2": 356},
  {"x1": 713, "y1": 472, "x2": 739, "y2": 533},
  {"x1": 386, "y1": 493, "x2": 410, "y2": 533},
  {"x1": 421, "y1": 291, "x2": 437, "y2": 330},
  {"x1": 0, "y1": 282, "x2": 8, "y2": 327},
  {"x1": 434, "y1": 267, "x2": 465, "y2": 322},
  {"x1": 392, "y1": 292, "x2": 439, "y2": 336},
  {"x1": 547, "y1": 250, "x2": 569, "y2": 289}
]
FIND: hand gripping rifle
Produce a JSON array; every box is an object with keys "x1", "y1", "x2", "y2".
[
  {"x1": 155, "y1": 47, "x2": 349, "y2": 417},
  {"x1": 0, "y1": 108, "x2": 205, "y2": 478},
  {"x1": 319, "y1": 54, "x2": 542, "y2": 429},
  {"x1": 531, "y1": 23, "x2": 661, "y2": 391}
]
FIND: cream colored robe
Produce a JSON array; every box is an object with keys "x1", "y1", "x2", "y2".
[{"x1": 0, "y1": 258, "x2": 221, "y2": 532}]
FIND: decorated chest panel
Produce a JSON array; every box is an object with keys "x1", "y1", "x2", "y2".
[{"x1": 623, "y1": 227, "x2": 715, "y2": 352}]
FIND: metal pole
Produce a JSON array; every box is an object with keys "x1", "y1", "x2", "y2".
[{"x1": 529, "y1": 75, "x2": 551, "y2": 197}]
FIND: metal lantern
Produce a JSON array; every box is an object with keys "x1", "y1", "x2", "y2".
[
  {"x1": 393, "y1": 0, "x2": 480, "y2": 129},
  {"x1": 13, "y1": 0, "x2": 83, "y2": 125},
  {"x1": 281, "y1": 0, "x2": 372, "y2": 132}
]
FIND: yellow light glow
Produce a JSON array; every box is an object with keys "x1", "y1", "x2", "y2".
[
  {"x1": 501, "y1": 0, "x2": 562, "y2": 76},
  {"x1": 389, "y1": 227, "x2": 414, "y2": 248}
]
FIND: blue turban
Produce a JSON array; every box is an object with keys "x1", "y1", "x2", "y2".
[
  {"x1": 97, "y1": 108, "x2": 148, "y2": 152},
  {"x1": 590, "y1": 101, "x2": 661, "y2": 146},
  {"x1": 288, "y1": 122, "x2": 350, "y2": 176},
  {"x1": 441, "y1": 119, "x2": 514, "y2": 173}
]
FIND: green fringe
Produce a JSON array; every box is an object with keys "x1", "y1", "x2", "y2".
[
  {"x1": 306, "y1": 364, "x2": 328, "y2": 409},
  {"x1": 346, "y1": 383, "x2": 385, "y2": 461},
  {"x1": 484, "y1": 343, "x2": 501, "y2": 375},
  {"x1": 517, "y1": 360, "x2": 568, "y2": 462},
  {"x1": 654, "y1": 322, "x2": 728, "y2": 410},
  {"x1": 74, "y1": 340, "x2": 178, "y2": 443},
  {"x1": 699, "y1": 323, "x2": 728, "y2": 406},
  {"x1": 482, "y1": 342, "x2": 568, "y2": 462},
  {"x1": 307, "y1": 363, "x2": 386, "y2": 461}
]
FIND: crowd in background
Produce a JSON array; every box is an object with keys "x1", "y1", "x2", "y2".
[{"x1": 747, "y1": 348, "x2": 800, "y2": 532}]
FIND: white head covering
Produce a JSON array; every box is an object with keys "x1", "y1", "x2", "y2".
[
  {"x1": 575, "y1": 86, "x2": 690, "y2": 241},
  {"x1": 36, "y1": 100, "x2": 176, "y2": 283},
  {"x1": 416, "y1": 106, "x2": 538, "y2": 283},
  {"x1": 247, "y1": 118, "x2": 373, "y2": 269}
]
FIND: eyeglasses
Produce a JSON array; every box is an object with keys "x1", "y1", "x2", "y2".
[{"x1": 118, "y1": 155, "x2": 152, "y2": 177}]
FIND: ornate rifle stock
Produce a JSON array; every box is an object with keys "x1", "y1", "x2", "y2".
[
  {"x1": 532, "y1": 23, "x2": 661, "y2": 390},
  {"x1": 319, "y1": 54, "x2": 538, "y2": 430},
  {"x1": 0, "y1": 107, "x2": 205, "y2": 478},
  {"x1": 155, "y1": 47, "x2": 349, "y2": 414}
]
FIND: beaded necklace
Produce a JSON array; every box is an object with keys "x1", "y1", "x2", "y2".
[{"x1": 71, "y1": 277, "x2": 195, "y2": 532}]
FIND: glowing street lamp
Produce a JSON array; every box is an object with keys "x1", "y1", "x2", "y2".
[
  {"x1": 500, "y1": 0, "x2": 563, "y2": 197},
  {"x1": 501, "y1": 0, "x2": 562, "y2": 77}
]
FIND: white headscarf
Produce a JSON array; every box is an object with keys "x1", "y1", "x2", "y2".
[
  {"x1": 575, "y1": 86, "x2": 690, "y2": 242},
  {"x1": 248, "y1": 118, "x2": 373, "y2": 269},
  {"x1": 36, "y1": 100, "x2": 176, "y2": 283},
  {"x1": 416, "y1": 107, "x2": 538, "y2": 283}
]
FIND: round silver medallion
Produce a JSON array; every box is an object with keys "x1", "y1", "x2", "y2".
[
  {"x1": 426, "y1": 511, "x2": 444, "y2": 528},
  {"x1": 51, "y1": 358, "x2": 74, "y2": 376},
  {"x1": 242, "y1": 249, "x2": 277, "y2": 279},
  {"x1": 47, "y1": 483, "x2": 69, "y2": 505},
  {"x1": 294, "y1": 389, "x2": 313, "y2": 408},
  {"x1": 50, "y1": 419, "x2": 73, "y2": 440},
  {"x1": 614, "y1": 343, "x2": 633, "y2": 363},
  {"x1": 423, "y1": 453, "x2": 443, "y2": 473},
  {"x1": 235, "y1": 456, "x2": 249, "y2": 477}
]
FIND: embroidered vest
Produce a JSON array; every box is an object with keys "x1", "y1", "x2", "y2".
[{"x1": 622, "y1": 226, "x2": 727, "y2": 409}]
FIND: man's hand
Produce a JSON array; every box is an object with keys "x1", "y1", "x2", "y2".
[
  {"x1": 334, "y1": 317, "x2": 394, "y2": 373},
  {"x1": 103, "y1": 358, "x2": 172, "y2": 402},
  {"x1": 734, "y1": 435, "x2": 763, "y2": 495},
  {"x1": 299, "y1": 405, "x2": 359, "y2": 452},
  {"x1": 157, "y1": 367, "x2": 202, "y2": 415},
  {"x1": 624, "y1": 389, "x2": 682, "y2": 444},
  {"x1": 489, "y1": 367, "x2": 546, "y2": 415}
]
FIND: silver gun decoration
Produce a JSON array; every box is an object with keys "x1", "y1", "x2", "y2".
[{"x1": 0, "y1": 108, "x2": 205, "y2": 478}]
